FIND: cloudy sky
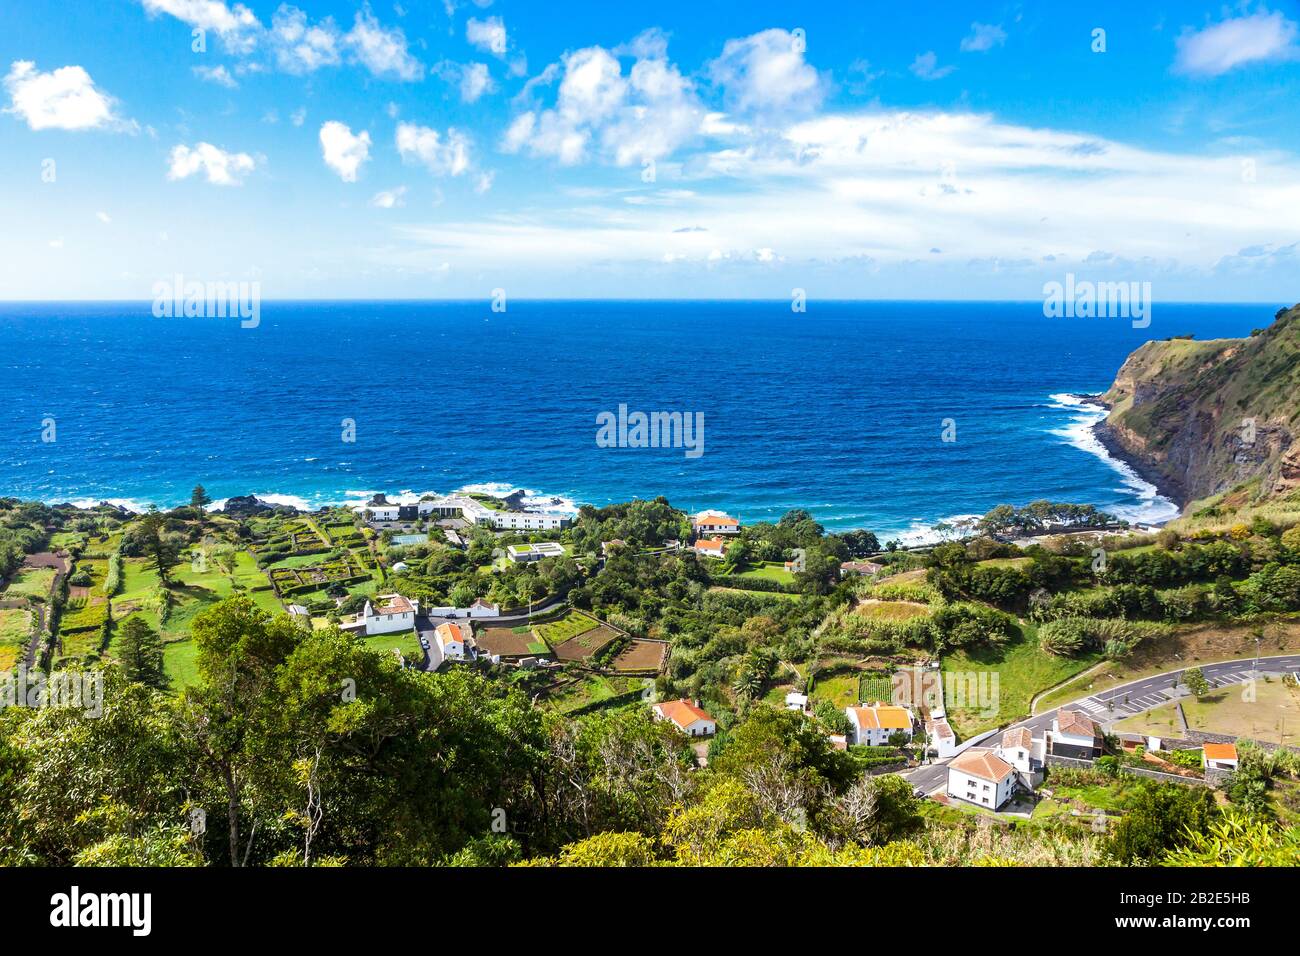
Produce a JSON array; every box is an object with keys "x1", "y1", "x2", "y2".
[{"x1": 3, "y1": 0, "x2": 1300, "y2": 300}]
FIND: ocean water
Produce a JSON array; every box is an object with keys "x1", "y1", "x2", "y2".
[{"x1": 0, "y1": 300, "x2": 1270, "y2": 541}]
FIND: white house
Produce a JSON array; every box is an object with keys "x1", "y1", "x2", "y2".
[
  {"x1": 652, "y1": 699, "x2": 716, "y2": 737},
  {"x1": 785, "y1": 692, "x2": 809, "y2": 712},
  {"x1": 506, "y1": 542, "x2": 567, "y2": 563},
  {"x1": 693, "y1": 537, "x2": 727, "y2": 558},
  {"x1": 926, "y1": 715, "x2": 957, "y2": 759},
  {"x1": 1049, "y1": 709, "x2": 1103, "y2": 760},
  {"x1": 1202, "y1": 742, "x2": 1239, "y2": 771},
  {"x1": 998, "y1": 727, "x2": 1040, "y2": 775},
  {"x1": 947, "y1": 748, "x2": 1018, "y2": 810},
  {"x1": 365, "y1": 504, "x2": 402, "y2": 522},
  {"x1": 845, "y1": 704, "x2": 914, "y2": 746},
  {"x1": 468, "y1": 598, "x2": 500, "y2": 618},
  {"x1": 490, "y1": 511, "x2": 571, "y2": 531},
  {"x1": 363, "y1": 594, "x2": 418, "y2": 636},
  {"x1": 434, "y1": 621, "x2": 472, "y2": 663},
  {"x1": 692, "y1": 512, "x2": 740, "y2": 535}
]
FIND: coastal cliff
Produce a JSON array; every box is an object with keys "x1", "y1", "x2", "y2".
[{"x1": 1095, "y1": 303, "x2": 1300, "y2": 510}]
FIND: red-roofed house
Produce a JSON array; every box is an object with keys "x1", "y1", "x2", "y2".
[
  {"x1": 1202, "y1": 742, "x2": 1239, "y2": 771},
  {"x1": 652, "y1": 699, "x2": 716, "y2": 737},
  {"x1": 1049, "y1": 709, "x2": 1103, "y2": 760},
  {"x1": 363, "y1": 593, "x2": 419, "y2": 636},
  {"x1": 692, "y1": 513, "x2": 740, "y2": 536},
  {"x1": 845, "y1": 704, "x2": 914, "y2": 746},
  {"x1": 694, "y1": 537, "x2": 727, "y2": 559},
  {"x1": 946, "y1": 748, "x2": 1018, "y2": 810}
]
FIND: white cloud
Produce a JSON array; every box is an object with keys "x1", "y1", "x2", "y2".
[
  {"x1": 910, "y1": 51, "x2": 956, "y2": 80},
  {"x1": 139, "y1": 0, "x2": 260, "y2": 54},
  {"x1": 370, "y1": 186, "x2": 407, "y2": 208},
  {"x1": 290, "y1": 106, "x2": 306, "y2": 126},
  {"x1": 1174, "y1": 10, "x2": 1300, "y2": 76},
  {"x1": 345, "y1": 7, "x2": 423, "y2": 80},
  {"x1": 401, "y1": 109, "x2": 1300, "y2": 287},
  {"x1": 960, "y1": 23, "x2": 1007, "y2": 53},
  {"x1": 503, "y1": 36, "x2": 704, "y2": 166},
  {"x1": 167, "y1": 141, "x2": 257, "y2": 185},
  {"x1": 396, "y1": 122, "x2": 472, "y2": 176},
  {"x1": 4, "y1": 61, "x2": 132, "y2": 132},
  {"x1": 269, "y1": 5, "x2": 341, "y2": 73},
  {"x1": 466, "y1": 16, "x2": 507, "y2": 56},
  {"x1": 707, "y1": 29, "x2": 825, "y2": 113},
  {"x1": 96, "y1": 211, "x2": 112, "y2": 223},
  {"x1": 459, "y1": 62, "x2": 494, "y2": 102},
  {"x1": 319, "y1": 120, "x2": 371, "y2": 181},
  {"x1": 193, "y1": 64, "x2": 238, "y2": 87}
]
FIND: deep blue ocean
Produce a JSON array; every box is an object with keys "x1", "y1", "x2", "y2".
[{"x1": 0, "y1": 300, "x2": 1272, "y2": 541}]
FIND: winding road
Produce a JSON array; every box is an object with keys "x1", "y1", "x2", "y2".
[{"x1": 905, "y1": 653, "x2": 1300, "y2": 793}]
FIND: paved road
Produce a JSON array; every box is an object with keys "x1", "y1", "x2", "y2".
[{"x1": 905, "y1": 653, "x2": 1300, "y2": 793}]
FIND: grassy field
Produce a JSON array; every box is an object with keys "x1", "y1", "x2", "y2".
[
  {"x1": 736, "y1": 561, "x2": 796, "y2": 584},
  {"x1": 542, "y1": 674, "x2": 643, "y2": 714},
  {"x1": 534, "y1": 610, "x2": 600, "y2": 645},
  {"x1": 1117, "y1": 678, "x2": 1300, "y2": 746},
  {"x1": 0, "y1": 607, "x2": 32, "y2": 671},
  {"x1": 856, "y1": 600, "x2": 930, "y2": 621},
  {"x1": 363, "y1": 628, "x2": 422, "y2": 662},
  {"x1": 809, "y1": 666, "x2": 863, "y2": 709},
  {"x1": 163, "y1": 639, "x2": 200, "y2": 688},
  {"x1": 2, "y1": 567, "x2": 56, "y2": 599},
  {"x1": 943, "y1": 624, "x2": 1102, "y2": 738}
]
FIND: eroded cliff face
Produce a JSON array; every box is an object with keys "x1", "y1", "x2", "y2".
[{"x1": 1095, "y1": 304, "x2": 1300, "y2": 509}]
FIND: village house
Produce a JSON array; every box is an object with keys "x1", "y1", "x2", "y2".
[
  {"x1": 840, "y1": 560, "x2": 884, "y2": 577},
  {"x1": 946, "y1": 749, "x2": 1018, "y2": 810},
  {"x1": 1048, "y1": 709, "x2": 1104, "y2": 760},
  {"x1": 692, "y1": 512, "x2": 740, "y2": 536},
  {"x1": 1202, "y1": 742, "x2": 1239, "y2": 771},
  {"x1": 652, "y1": 699, "x2": 716, "y2": 737},
  {"x1": 925, "y1": 714, "x2": 957, "y2": 759},
  {"x1": 784, "y1": 692, "x2": 809, "y2": 712},
  {"x1": 999, "y1": 727, "x2": 1044, "y2": 775},
  {"x1": 693, "y1": 537, "x2": 727, "y2": 559},
  {"x1": 362, "y1": 594, "x2": 419, "y2": 636},
  {"x1": 433, "y1": 620, "x2": 473, "y2": 664},
  {"x1": 844, "y1": 703, "x2": 914, "y2": 746}
]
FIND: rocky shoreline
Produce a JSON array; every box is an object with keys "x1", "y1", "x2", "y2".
[{"x1": 1069, "y1": 392, "x2": 1189, "y2": 513}]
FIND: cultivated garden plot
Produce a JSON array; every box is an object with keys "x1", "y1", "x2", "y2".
[
  {"x1": 609, "y1": 638, "x2": 668, "y2": 674},
  {"x1": 552, "y1": 624, "x2": 623, "y2": 663}
]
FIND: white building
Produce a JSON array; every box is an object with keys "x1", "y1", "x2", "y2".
[
  {"x1": 947, "y1": 749, "x2": 1018, "y2": 810},
  {"x1": 365, "y1": 504, "x2": 402, "y2": 522},
  {"x1": 693, "y1": 537, "x2": 727, "y2": 558},
  {"x1": 926, "y1": 715, "x2": 957, "y2": 759},
  {"x1": 363, "y1": 594, "x2": 418, "y2": 636},
  {"x1": 434, "y1": 621, "x2": 472, "y2": 663},
  {"x1": 468, "y1": 598, "x2": 500, "y2": 618},
  {"x1": 845, "y1": 704, "x2": 914, "y2": 746},
  {"x1": 506, "y1": 542, "x2": 566, "y2": 563},
  {"x1": 692, "y1": 512, "x2": 740, "y2": 535},
  {"x1": 785, "y1": 692, "x2": 809, "y2": 712},
  {"x1": 363, "y1": 494, "x2": 573, "y2": 531},
  {"x1": 1049, "y1": 709, "x2": 1103, "y2": 760},
  {"x1": 999, "y1": 727, "x2": 1043, "y2": 775},
  {"x1": 1202, "y1": 742, "x2": 1239, "y2": 771},
  {"x1": 491, "y1": 511, "x2": 571, "y2": 531},
  {"x1": 652, "y1": 699, "x2": 716, "y2": 737}
]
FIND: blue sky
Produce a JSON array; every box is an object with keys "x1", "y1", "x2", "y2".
[{"x1": 2, "y1": 0, "x2": 1299, "y2": 300}]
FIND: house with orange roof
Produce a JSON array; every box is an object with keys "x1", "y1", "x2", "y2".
[
  {"x1": 946, "y1": 748, "x2": 1019, "y2": 810},
  {"x1": 925, "y1": 715, "x2": 957, "y2": 759},
  {"x1": 652, "y1": 698, "x2": 716, "y2": 737},
  {"x1": 692, "y1": 512, "x2": 740, "y2": 536},
  {"x1": 693, "y1": 537, "x2": 727, "y2": 559},
  {"x1": 845, "y1": 703, "x2": 914, "y2": 746},
  {"x1": 1048, "y1": 709, "x2": 1103, "y2": 759},
  {"x1": 362, "y1": 593, "x2": 420, "y2": 636},
  {"x1": 431, "y1": 620, "x2": 473, "y2": 667},
  {"x1": 1202, "y1": 742, "x2": 1239, "y2": 771}
]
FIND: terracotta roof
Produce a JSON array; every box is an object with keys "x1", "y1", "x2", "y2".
[
  {"x1": 1056, "y1": 709, "x2": 1100, "y2": 739},
  {"x1": 470, "y1": 598, "x2": 498, "y2": 610},
  {"x1": 1203, "y1": 742, "x2": 1237, "y2": 761},
  {"x1": 434, "y1": 621, "x2": 467, "y2": 648},
  {"x1": 1002, "y1": 727, "x2": 1032, "y2": 752},
  {"x1": 372, "y1": 594, "x2": 414, "y2": 615},
  {"x1": 694, "y1": 537, "x2": 726, "y2": 552},
  {"x1": 950, "y1": 748, "x2": 1014, "y2": 783},
  {"x1": 694, "y1": 514, "x2": 738, "y2": 527},
  {"x1": 927, "y1": 718, "x2": 954, "y2": 739},
  {"x1": 848, "y1": 704, "x2": 912, "y2": 731},
  {"x1": 654, "y1": 698, "x2": 713, "y2": 730}
]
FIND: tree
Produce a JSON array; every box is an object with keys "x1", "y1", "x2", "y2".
[
  {"x1": 191, "y1": 485, "x2": 212, "y2": 510},
  {"x1": 1104, "y1": 783, "x2": 1217, "y2": 864},
  {"x1": 116, "y1": 617, "x2": 167, "y2": 690},
  {"x1": 1183, "y1": 666, "x2": 1209, "y2": 697},
  {"x1": 136, "y1": 513, "x2": 182, "y2": 586}
]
